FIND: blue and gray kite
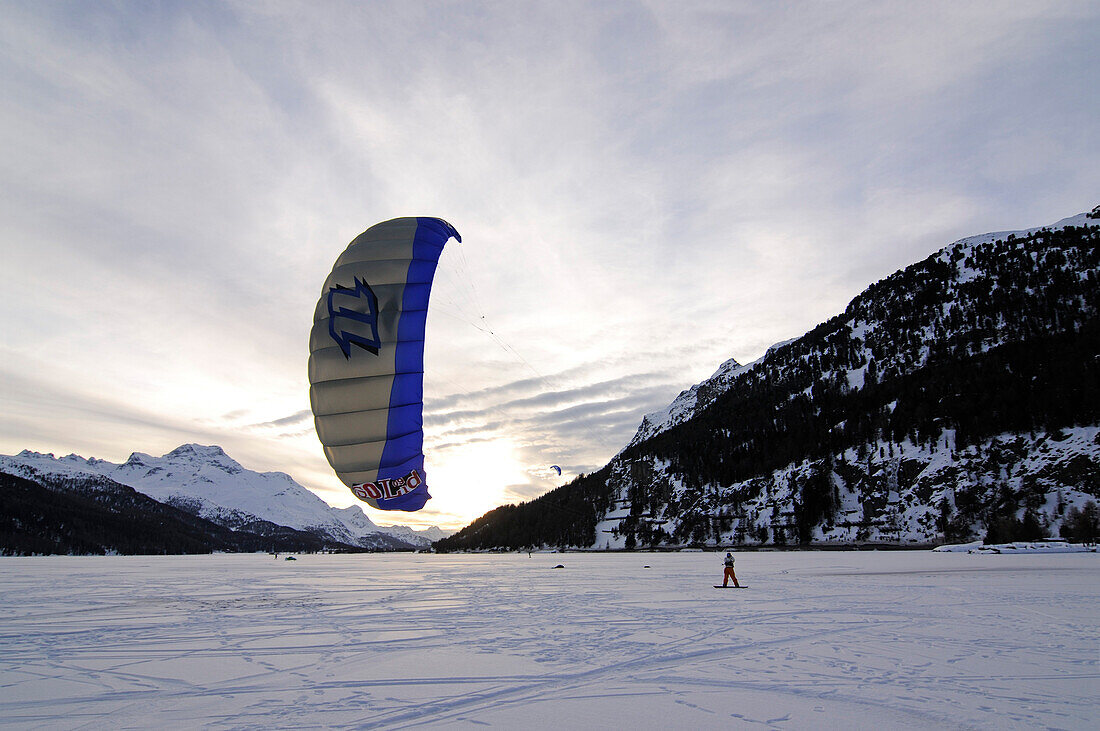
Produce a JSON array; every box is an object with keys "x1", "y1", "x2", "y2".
[{"x1": 308, "y1": 217, "x2": 460, "y2": 511}]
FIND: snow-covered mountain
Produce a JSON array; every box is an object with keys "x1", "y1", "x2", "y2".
[
  {"x1": 0, "y1": 444, "x2": 449, "y2": 550},
  {"x1": 632, "y1": 212, "x2": 1097, "y2": 446},
  {"x1": 438, "y1": 210, "x2": 1100, "y2": 551}
]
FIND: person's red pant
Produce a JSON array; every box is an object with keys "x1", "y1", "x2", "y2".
[{"x1": 723, "y1": 567, "x2": 739, "y2": 587}]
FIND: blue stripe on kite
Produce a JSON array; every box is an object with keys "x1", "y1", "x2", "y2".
[
  {"x1": 384, "y1": 403, "x2": 423, "y2": 436},
  {"x1": 380, "y1": 430, "x2": 423, "y2": 465},
  {"x1": 394, "y1": 340, "x2": 425, "y2": 372},
  {"x1": 374, "y1": 217, "x2": 458, "y2": 510},
  {"x1": 393, "y1": 311, "x2": 427, "y2": 342},
  {"x1": 401, "y1": 283, "x2": 433, "y2": 308},
  {"x1": 407, "y1": 258, "x2": 439, "y2": 284}
]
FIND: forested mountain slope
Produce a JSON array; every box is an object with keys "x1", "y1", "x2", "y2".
[{"x1": 437, "y1": 212, "x2": 1100, "y2": 551}]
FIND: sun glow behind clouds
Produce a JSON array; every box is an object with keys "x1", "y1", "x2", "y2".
[{"x1": 426, "y1": 439, "x2": 527, "y2": 523}]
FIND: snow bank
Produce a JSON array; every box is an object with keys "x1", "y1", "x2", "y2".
[
  {"x1": 932, "y1": 540, "x2": 986, "y2": 552},
  {"x1": 969, "y1": 541, "x2": 1094, "y2": 554},
  {"x1": 934, "y1": 540, "x2": 1095, "y2": 553}
]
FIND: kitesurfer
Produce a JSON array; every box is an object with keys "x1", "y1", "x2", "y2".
[{"x1": 721, "y1": 552, "x2": 740, "y2": 587}]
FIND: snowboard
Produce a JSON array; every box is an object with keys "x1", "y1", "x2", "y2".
[{"x1": 714, "y1": 585, "x2": 746, "y2": 588}]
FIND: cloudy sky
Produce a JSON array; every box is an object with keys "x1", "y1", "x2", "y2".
[{"x1": 2, "y1": 1, "x2": 1097, "y2": 530}]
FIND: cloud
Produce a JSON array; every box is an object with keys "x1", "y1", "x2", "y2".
[
  {"x1": 2, "y1": 0, "x2": 1097, "y2": 531},
  {"x1": 249, "y1": 410, "x2": 313, "y2": 430}
]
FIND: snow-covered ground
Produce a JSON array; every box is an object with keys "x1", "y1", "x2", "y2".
[{"x1": 1, "y1": 551, "x2": 1097, "y2": 729}]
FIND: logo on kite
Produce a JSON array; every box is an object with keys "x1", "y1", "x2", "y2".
[
  {"x1": 350, "y1": 468, "x2": 424, "y2": 502},
  {"x1": 328, "y1": 278, "x2": 381, "y2": 358}
]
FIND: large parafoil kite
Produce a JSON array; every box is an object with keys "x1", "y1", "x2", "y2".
[{"x1": 308, "y1": 217, "x2": 460, "y2": 511}]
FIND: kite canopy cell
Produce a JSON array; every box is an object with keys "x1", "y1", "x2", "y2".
[{"x1": 308, "y1": 217, "x2": 460, "y2": 511}]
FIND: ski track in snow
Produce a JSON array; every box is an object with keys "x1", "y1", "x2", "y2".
[{"x1": 1, "y1": 552, "x2": 1097, "y2": 730}]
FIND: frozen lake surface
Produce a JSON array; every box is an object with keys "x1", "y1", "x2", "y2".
[{"x1": 2, "y1": 551, "x2": 1097, "y2": 729}]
